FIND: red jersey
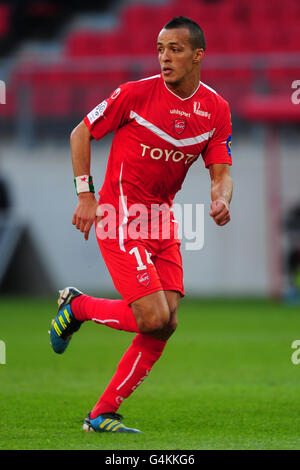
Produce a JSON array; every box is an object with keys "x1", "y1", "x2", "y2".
[{"x1": 84, "y1": 74, "x2": 232, "y2": 238}]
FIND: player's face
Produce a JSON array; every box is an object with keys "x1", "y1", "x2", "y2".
[{"x1": 157, "y1": 27, "x2": 203, "y2": 85}]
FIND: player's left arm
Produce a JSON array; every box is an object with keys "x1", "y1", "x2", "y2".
[{"x1": 208, "y1": 163, "x2": 233, "y2": 226}]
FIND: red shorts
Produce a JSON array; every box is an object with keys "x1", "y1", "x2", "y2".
[{"x1": 95, "y1": 227, "x2": 184, "y2": 305}]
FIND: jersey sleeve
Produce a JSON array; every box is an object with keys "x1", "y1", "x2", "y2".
[
  {"x1": 202, "y1": 100, "x2": 232, "y2": 168},
  {"x1": 83, "y1": 83, "x2": 133, "y2": 140}
]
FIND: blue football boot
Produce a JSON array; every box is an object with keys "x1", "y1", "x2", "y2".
[
  {"x1": 49, "y1": 287, "x2": 83, "y2": 354},
  {"x1": 83, "y1": 412, "x2": 141, "y2": 434}
]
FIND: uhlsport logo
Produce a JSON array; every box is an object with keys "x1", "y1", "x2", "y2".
[
  {"x1": 0, "y1": 80, "x2": 6, "y2": 104},
  {"x1": 174, "y1": 119, "x2": 186, "y2": 135},
  {"x1": 170, "y1": 109, "x2": 191, "y2": 118}
]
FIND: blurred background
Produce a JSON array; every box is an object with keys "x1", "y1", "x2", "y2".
[{"x1": 0, "y1": 0, "x2": 300, "y2": 300}]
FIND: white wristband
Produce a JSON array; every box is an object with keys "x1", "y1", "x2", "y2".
[{"x1": 74, "y1": 175, "x2": 95, "y2": 195}]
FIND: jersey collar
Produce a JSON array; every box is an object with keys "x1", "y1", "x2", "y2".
[{"x1": 162, "y1": 76, "x2": 201, "y2": 101}]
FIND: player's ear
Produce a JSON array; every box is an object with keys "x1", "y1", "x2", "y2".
[{"x1": 193, "y1": 48, "x2": 204, "y2": 64}]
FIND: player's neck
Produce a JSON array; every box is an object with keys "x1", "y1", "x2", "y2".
[{"x1": 164, "y1": 73, "x2": 200, "y2": 100}]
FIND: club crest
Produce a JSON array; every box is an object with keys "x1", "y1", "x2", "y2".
[
  {"x1": 174, "y1": 119, "x2": 186, "y2": 135},
  {"x1": 137, "y1": 272, "x2": 150, "y2": 287}
]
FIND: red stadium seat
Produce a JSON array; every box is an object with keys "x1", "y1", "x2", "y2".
[
  {"x1": 65, "y1": 29, "x2": 131, "y2": 57},
  {"x1": 32, "y1": 85, "x2": 72, "y2": 117},
  {"x1": 63, "y1": 0, "x2": 300, "y2": 59},
  {"x1": 4, "y1": 0, "x2": 299, "y2": 122},
  {"x1": 65, "y1": 31, "x2": 90, "y2": 56},
  {"x1": 266, "y1": 68, "x2": 300, "y2": 94}
]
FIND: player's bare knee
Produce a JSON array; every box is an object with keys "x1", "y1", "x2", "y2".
[
  {"x1": 132, "y1": 293, "x2": 171, "y2": 334},
  {"x1": 136, "y1": 305, "x2": 170, "y2": 334},
  {"x1": 141, "y1": 312, "x2": 170, "y2": 333}
]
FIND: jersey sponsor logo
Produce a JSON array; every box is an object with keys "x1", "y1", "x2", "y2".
[
  {"x1": 110, "y1": 87, "x2": 121, "y2": 100},
  {"x1": 226, "y1": 134, "x2": 232, "y2": 156},
  {"x1": 174, "y1": 119, "x2": 186, "y2": 135},
  {"x1": 87, "y1": 100, "x2": 107, "y2": 124},
  {"x1": 137, "y1": 271, "x2": 150, "y2": 287},
  {"x1": 170, "y1": 109, "x2": 191, "y2": 118},
  {"x1": 140, "y1": 143, "x2": 198, "y2": 165},
  {"x1": 193, "y1": 101, "x2": 211, "y2": 119}
]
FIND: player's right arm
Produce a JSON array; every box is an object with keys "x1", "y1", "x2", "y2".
[
  {"x1": 70, "y1": 121, "x2": 100, "y2": 241},
  {"x1": 70, "y1": 83, "x2": 133, "y2": 240}
]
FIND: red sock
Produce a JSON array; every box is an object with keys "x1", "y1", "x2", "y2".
[
  {"x1": 71, "y1": 295, "x2": 139, "y2": 333},
  {"x1": 90, "y1": 334, "x2": 166, "y2": 418}
]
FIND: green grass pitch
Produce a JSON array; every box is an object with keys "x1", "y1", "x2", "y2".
[{"x1": 0, "y1": 296, "x2": 300, "y2": 450}]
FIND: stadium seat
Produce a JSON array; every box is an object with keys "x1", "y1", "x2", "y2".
[
  {"x1": 32, "y1": 85, "x2": 72, "y2": 117},
  {"x1": 266, "y1": 68, "x2": 300, "y2": 94},
  {"x1": 3, "y1": 0, "x2": 299, "y2": 125}
]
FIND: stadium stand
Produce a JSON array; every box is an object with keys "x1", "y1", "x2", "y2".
[{"x1": 0, "y1": 0, "x2": 300, "y2": 139}]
